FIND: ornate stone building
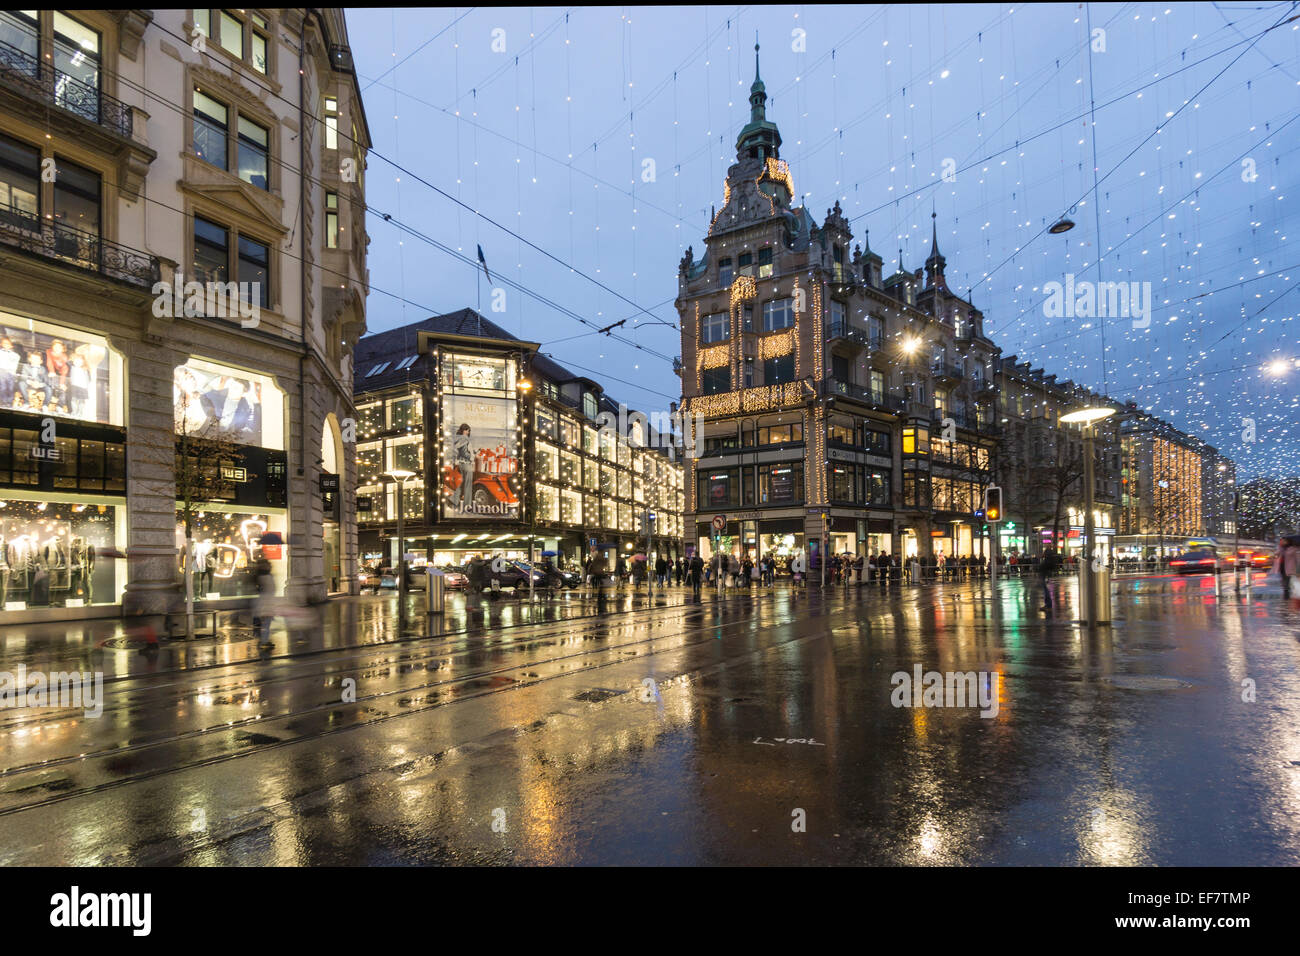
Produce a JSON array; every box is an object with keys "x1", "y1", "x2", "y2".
[
  {"x1": 676, "y1": 46, "x2": 1000, "y2": 568},
  {"x1": 0, "y1": 9, "x2": 368, "y2": 623}
]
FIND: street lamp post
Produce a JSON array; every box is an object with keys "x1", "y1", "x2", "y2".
[
  {"x1": 384, "y1": 468, "x2": 416, "y2": 611},
  {"x1": 519, "y1": 376, "x2": 534, "y2": 603},
  {"x1": 1059, "y1": 406, "x2": 1114, "y2": 627}
]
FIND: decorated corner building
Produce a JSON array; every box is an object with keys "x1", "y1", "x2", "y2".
[
  {"x1": 0, "y1": 9, "x2": 368, "y2": 623},
  {"x1": 352, "y1": 310, "x2": 685, "y2": 572},
  {"x1": 676, "y1": 45, "x2": 1239, "y2": 569},
  {"x1": 676, "y1": 44, "x2": 1001, "y2": 566}
]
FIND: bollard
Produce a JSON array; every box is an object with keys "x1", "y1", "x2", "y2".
[{"x1": 426, "y1": 567, "x2": 445, "y2": 615}]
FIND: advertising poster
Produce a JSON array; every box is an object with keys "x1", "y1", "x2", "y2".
[
  {"x1": 0, "y1": 317, "x2": 111, "y2": 424},
  {"x1": 441, "y1": 394, "x2": 520, "y2": 518},
  {"x1": 174, "y1": 361, "x2": 272, "y2": 448}
]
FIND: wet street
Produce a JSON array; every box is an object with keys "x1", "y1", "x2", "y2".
[{"x1": 1, "y1": 573, "x2": 1298, "y2": 866}]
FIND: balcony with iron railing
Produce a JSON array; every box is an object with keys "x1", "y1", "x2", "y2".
[
  {"x1": 0, "y1": 38, "x2": 133, "y2": 139},
  {"x1": 826, "y1": 320, "x2": 884, "y2": 351},
  {"x1": 829, "y1": 378, "x2": 906, "y2": 411},
  {"x1": 931, "y1": 362, "x2": 965, "y2": 382},
  {"x1": 0, "y1": 207, "x2": 160, "y2": 289}
]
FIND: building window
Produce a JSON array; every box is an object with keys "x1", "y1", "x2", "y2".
[
  {"x1": 902, "y1": 425, "x2": 930, "y2": 457},
  {"x1": 237, "y1": 235, "x2": 270, "y2": 306},
  {"x1": 52, "y1": 12, "x2": 101, "y2": 123},
  {"x1": 218, "y1": 10, "x2": 244, "y2": 58},
  {"x1": 738, "y1": 252, "x2": 753, "y2": 277},
  {"x1": 323, "y1": 97, "x2": 338, "y2": 151},
  {"x1": 193, "y1": 216, "x2": 228, "y2": 283},
  {"x1": 832, "y1": 243, "x2": 844, "y2": 281},
  {"x1": 325, "y1": 192, "x2": 339, "y2": 248},
  {"x1": 757, "y1": 462, "x2": 803, "y2": 504},
  {"x1": 52, "y1": 157, "x2": 100, "y2": 239},
  {"x1": 718, "y1": 258, "x2": 733, "y2": 286},
  {"x1": 763, "y1": 354, "x2": 795, "y2": 385},
  {"x1": 828, "y1": 421, "x2": 854, "y2": 445},
  {"x1": 0, "y1": 11, "x2": 38, "y2": 68},
  {"x1": 831, "y1": 354, "x2": 849, "y2": 382},
  {"x1": 758, "y1": 246, "x2": 773, "y2": 278},
  {"x1": 193, "y1": 216, "x2": 272, "y2": 307},
  {"x1": 250, "y1": 13, "x2": 268, "y2": 73},
  {"x1": 866, "y1": 469, "x2": 891, "y2": 506},
  {"x1": 762, "y1": 298, "x2": 794, "y2": 332},
  {"x1": 193, "y1": 90, "x2": 229, "y2": 171},
  {"x1": 701, "y1": 312, "x2": 728, "y2": 344},
  {"x1": 701, "y1": 367, "x2": 731, "y2": 395},
  {"x1": 829, "y1": 299, "x2": 846, "y2": 333},
  {"x1": 236, "y1": 117, "x2": 270, "y2": 190},
  {"x1": 864, "y1": 428, "x2": 891, "y2": 456},
  {"x1": 757, "y1": 422, "x2": 802, "y2": 446},
  {"x1": 699, "y1": 468, "x2": 739, "y2": 508},
  {"x1": 0, "y1": 132, "x2": 41, "y2": 228},
  {"x1": 829, "y1": 463, "x2": 856, "y2": 502}
]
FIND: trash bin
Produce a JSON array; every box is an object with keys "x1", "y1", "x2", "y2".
[
  {"x1": 1079, "y1": 564, "x2": 1112, "y2": 622},
  {"x1": 426, "y1": 568, "x2": 445, "y2": 614}
]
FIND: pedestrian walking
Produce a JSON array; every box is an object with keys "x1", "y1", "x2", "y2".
[
  {"x1": 251, "y1": 556, "x2": 276, "y2": 648},
  {"x1": 689, "y1": 552, "x2": 704, "y2": 597}
]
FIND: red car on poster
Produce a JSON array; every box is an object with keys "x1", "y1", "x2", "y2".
[{"x1": 442, "y1": 462, "x2": 519, "y2": 513}]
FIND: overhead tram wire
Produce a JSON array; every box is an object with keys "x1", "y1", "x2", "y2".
[
  {"x1": 988, "y1": 106, "x2": 1300, "y2": 341},
  {"x1": 840, "y1": 13, "x2": 1289, "y2": 228},
  {"x1": 148, "y1": 18, "x2": 680, "y2": 333},
  {"x1": 81, "y1": 46, "x2": 682, "y2": 362},
  {"x1": 971, "y1": 5, "x2": 1299, "y2": 310},
  {"x1": 360, "y1": 7, "x2": 475, "y2": 92}
]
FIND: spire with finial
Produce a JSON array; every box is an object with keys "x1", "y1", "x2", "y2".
[
  {"x1": 925, "y1": 210, "x2": 947, "y2": 290},
  {"x1": 735, "y1": 33, "x2": 781, "y2": 162}
]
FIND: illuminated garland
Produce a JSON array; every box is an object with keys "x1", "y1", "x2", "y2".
[
  {"x1": 698, "y1": 344, "x2": 730, "y2": 370},
  {"x1": 765, "y1": 158, "x2": 793, "y2": 199},
  {"x1": 813, "y1": 403, "x2": 826, "y2": 504},
  {"x1": 758, "y1": 329, "x2": 795, "y2": 359},
  {"x1": 811, "y1": 279, "x2": 824, "y2": 383}
]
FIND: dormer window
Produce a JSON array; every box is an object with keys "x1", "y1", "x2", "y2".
[{"x1": 833, "y1": 244, "x2": 844, "y2": 282}]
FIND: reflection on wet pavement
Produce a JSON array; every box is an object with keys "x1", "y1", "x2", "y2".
[{"x1": 0, "y1": 573, "x2": 1297, "y2": 866}]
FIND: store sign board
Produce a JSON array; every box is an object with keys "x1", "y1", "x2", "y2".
[
  {"x1": 221, "y1": 465, "x2": 247, "y2": 482},
  {"x1": 357, "y1": 497, "x2": 372, "y2": 513},
  {"x1": 29, "y1": 444, "x2": 60, "y2": 461},
  {"x1": 320, "y1": 473, "x2": 340, "y2": 493}
]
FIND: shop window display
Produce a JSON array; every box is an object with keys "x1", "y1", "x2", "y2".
[
  {"x1": 0, "y1": 313, "x2": 121, "y2": 425},
  {"x1": 174, "y1": 359, "x2": 284, "y2": 450},
  {"x1": 0, "y1": 499, "x2": 119, "y2": 609},
  {"x1": 177, "y1": 509, "x2": 286, "y2": 598}
]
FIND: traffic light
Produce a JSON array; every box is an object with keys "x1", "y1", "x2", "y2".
[{"x1": 983, "y1": 486, "x2": 1003, "y2": 522}]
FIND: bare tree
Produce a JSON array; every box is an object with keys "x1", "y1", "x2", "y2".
[
  {"x1": 1044, "y1": 439, "x2": 1084, "y2": 553},
  {"x1": 135, "y1": 389, "x2": 249, "y2": 639}
]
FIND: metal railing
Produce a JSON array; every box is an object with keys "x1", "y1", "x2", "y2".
[
  {"x1": 829, "y1": 379, "x2": 906, "y2": 411},
  {"x1": 0, "y1": 38, "x2": 133, "y2": 138},
  {"x1": 931, "y1": 362, "x2": 964, "y2": 380},
  {"x1": 0, "y1": 211, "x2": 160, "y2": 288}
]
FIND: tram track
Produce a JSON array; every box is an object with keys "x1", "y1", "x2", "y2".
[{"x1": 0, "y1": 589, "x2": 852, "y2": 817}]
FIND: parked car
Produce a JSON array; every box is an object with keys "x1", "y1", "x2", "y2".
[
  {"x1": 439, "y1": 565, "x2": 470, "y2": 590},
  {"x1": 513, "y1": 560, "x2": 580, "y2": 589},
  {"x1": 1169, "y1": 550, "x2": 1223, "y2": 574}
]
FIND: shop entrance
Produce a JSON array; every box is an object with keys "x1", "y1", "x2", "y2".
[{"x1": 321, "y1": 414, "x2": 345, "y2": 593}]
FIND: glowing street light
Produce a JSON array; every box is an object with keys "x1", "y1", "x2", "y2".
[{"x1": 1059, "y1": 406, "x2": 1116, "y2": 628}]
